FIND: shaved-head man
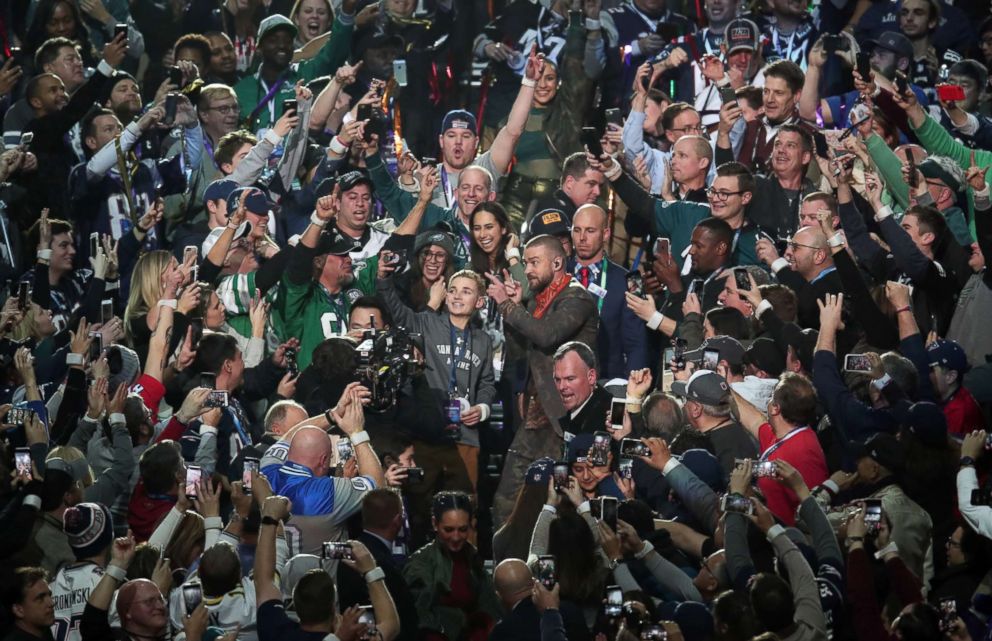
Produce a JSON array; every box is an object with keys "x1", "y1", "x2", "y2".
[
  {"x1": 259, "y1": 386, "x2": 386, "y2": 554},
  {"x1": 491, "y1": 558, "x2": 585, "y2": 641},
  {"x1": 569, "y1": 204, "x2": 649, "y2": 380},
  {"x1": 757, "y1": 224, "x2": 843, "y2": 329}
]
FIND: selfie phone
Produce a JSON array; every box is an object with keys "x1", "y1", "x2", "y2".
[
  {"x1": 721, "y1": 492, "x2": 754, "y2": 515},
  {"x1": 821, "y1": 34, "x2": 847, "y2": 53},
  {"x1": 401, "y1": 467, "x2": 425, "y2": 484},
  {"x1": 856, "y1": 52, "x2": 872, "y2": 81},
  {"x1": 653, "y1": 237, "x2": 671, "y2": 256},
  {"x1": 605, "y1": 108, "x2": 622, "y2": 128},
  {"x1": 553, "y1": 462, "x2": 569, "y2": 491},
  {"x1": 358, "y1": 606, "x2": 377, "y2": 637},
  {"x1": 537, "y1": 555, "x2": 556, "y2": 589},
  {"x1": 185, "y1": 465, "x2": 202, "y2": 500},
  {"x1": 719, "y1": 84, "x2": 738, "y2": 105},
  {"x1": 620, "y1": 438, "x2": 650, "y2": 458},
  {"x1": 184, "y1": 245, "x2": 198, "y2": 265},
  {"x1": 164, "y1": 93, "x2": 178, "y2": 126},
  {"x1": 936, "y1": 83, "x2": 966, "y2": 102},
  {"x1": 626, "y1": 271, "x2": 645, "y2": 297},
  {"x1": 337, "y1": 438, "x2": 354, "y2": 462},
  {"x1": 609, "y1": 398, "x2": 626, "y2": 430},
  {"x1": 285, "y1": 347, "x2": 298, "y2": 377},
  {"x1": 863, "y1": 498, "x2": 883, "y2": 533},
  {"x1": 101, "y1": 298, "x2": 114, "y2": 323},
  {"x1": 589, "y1": 431, "x2": 611, "y2": 467},
  {"x1": 600, "y1": 496, "x2": 618, "y2": 530},
  {"x1": 905, "y1": 147, "x2": 919, "y2": 189},
  {"x1": 321, "y1": 541, "x2": 354, "y2": 560},
  {"x1": 894, "y1": 71, "x2": 909, "y2": 95},
  {"x1": 282, "y1": 99, "x2": 298, "y2": 116},
  {"x1": 89, "y1": 232, "x2": 100, "y2": 258},
  {"x1": 753, "y1": 460, "x2": 777, "y2": 478},
  {"x1": 843, "y1": 353, "x2": 874, "y2": 373},
  {"x1": 733, "y1": 268, "x2": 751, "y2": 290},
  {"x1": 14, "y1": 447, "x2": 31, "y2": 479},
  {"x1": 88, "y1": 331, "x2": 103, "y2": 363},
  {"x1": 181, "y1": 582, "x2": 203, "y2": 617},
  {"x1": 581, "y1": 127, "x2": 604, "y2": 157},
  {"x1": 19, "y1": 131, "x2": 33, "y2": 151},
  {"x1": 393, "y1": 59, "x2": 408, "y2": 86},
  {"x1": 204, "y1": 390, "x2": 229, "y2": 408},
  {"x1": 169, "y1": 66, "x2": 183, "y2": 86},
  {"x1": 701, "y1": 349, "x2": 720, "y2": 371},
  {"x1": 7, "y1": 407, "x2": 32, "y2": 425},
  {"x1": 17, "y1": 282, "x2": 29, "y2": 311},
  {"x1": 641, "y1": 626, "x2": 668, "y2": 640},
  {"x1": 619, "y1": 458, "x2": 633, "y2": 479},
  {"x1": 114, "y1": 23, "x2": 128, "y2": 40},
  {"x1": 242, "y1": 458, "x2": 258, "y2": 494},
  {"x1": 604, "y1": 585, "x2": 623, "y2": 617}
]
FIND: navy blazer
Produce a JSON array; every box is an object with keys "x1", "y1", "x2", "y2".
[
  {"x1": 489, "y1": 596, "x2": 589, "y2": 641},
  {"x1": 570, "y1": 258, "x2": 649, "y2": 379}
]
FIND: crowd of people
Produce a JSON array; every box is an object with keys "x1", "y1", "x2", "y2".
[{"x1": 2, "y1": 0, "x2": 992, "y2": 639}]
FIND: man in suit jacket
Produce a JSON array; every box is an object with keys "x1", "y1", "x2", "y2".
[
  {"x1": 336, "y1": 489, "x2": 419, "y2": 641},
  {"x1": 554, "y1": 341, "x2": 615, "y2": 438},
  {"x1": 487, "y1": 235, "x2": 599, "y2": 523},
  {"x1": 570, "y1": 204, "x2": 648, "y2": 379},
  {"x1": 490, "y1": 559, "x2": 590, "y2": 641}
]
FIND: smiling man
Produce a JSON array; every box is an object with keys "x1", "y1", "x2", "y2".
[{"x1": 756, "y1": 224, "x2": 841, "y2": 329}]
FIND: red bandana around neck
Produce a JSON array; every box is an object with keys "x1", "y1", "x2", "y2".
[{"x1": 533, "y1": 273, "x2": 573, "y2": 319}]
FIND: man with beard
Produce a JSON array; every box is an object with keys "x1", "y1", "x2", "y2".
[
  {"x1": 570, "y1": 204, "x2": 648, "y2": 378},
  {"x1": 756, "y1": 225, "x2": 842, "y2": 329},
  {"x1": 205, "y1": 31, "x2": 239, "y2": 85},
  {"x1": 485, "y1": 234, "x2": 598, "y2": 522},
  {"x1": 322, "y1": 171, "x2": 391, "y2": 262},
  {"x1": 235, "y1": 10, "x2": 355, "y2": 132},
  {"x1": 100, "y1": 72, "x2": 142, "y2": 125},
  {"x1": 750, "y1": 0, "x2": 818, "y2": 70}
]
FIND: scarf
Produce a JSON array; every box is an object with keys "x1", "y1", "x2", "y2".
[{"x1": 533, "y1": 273, "x2": 572, "y2": 319}]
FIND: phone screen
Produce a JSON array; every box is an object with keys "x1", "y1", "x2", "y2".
[
  {"x1": 734, "y1": 269, "x2": 751, "y2": 290},
  {"x1": 609, "y1": 399, "x2": 625, "y2": 429},
  {"x1": 15, "y1": 448, "x2": 31, "y2": 478},
  {"x1": 601, "y1": 496, "x2": 618, "y2": 530},
  {"x1": 590, "y1": 431, "x2": 611, "y2": 466},
  {"x1": 653, "y1": 237, "x2": 671, "y2": 256},
  {"x1": 185, "y1": 466, "x2": 201, "y2": 499},
  {"x1": 537, "y1": 555, "x2": 556, "y2": 588},
  {"x1": 605, "y1": 585, "x2": 623, "y2": 616},
  {"x1": 844, "y1": 354, "x2": 873, "y2": 373},
  {"x1": 243, "y1": 458, "x2": 258, "y2": 494},
  {"x1": 101, "y1": 299, "x2": 114, "y2": 323}
]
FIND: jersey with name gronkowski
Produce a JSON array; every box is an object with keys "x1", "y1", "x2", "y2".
[{"x1": 51, "y1": 562, "x2": 104, "y2": 641}]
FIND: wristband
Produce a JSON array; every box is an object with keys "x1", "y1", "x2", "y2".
[
  {"x1": 874, "y1": 205, "x2": 894, "y2": 222},
  {"x1": 24, "y1": 494, "x2": 42, "y2": 510},
  {"x1": 603, "y1": 160, "x2": 622, "y2": 181},
  {"x1": 585, "y1": 18, "x2": 601, "y2": 30},
  {"x1": 105, "y1": 564, "x2": 127, "y2": 582},
  {"x1": 895, "y1": 306, "x2": 912, "y2": 314},
  {"x1": 158, "y1": 299, "x2": 178, "y2": 309},
  {"x1": 505, "y1": 247, "x2": 521, "y2": 261},
  {"x1": 847, "y1": 536, "x2": 865, "y2": 544},
  {"x1": 310, "y1": 212, "x2": 328, "y2": 227},
  {"x1": 766, "y1": 524, "x2": 786, "y2": 541},
  {"x1": 260, "y1": 516, "x2": 280, "y2": 527},
  {"x1": 37, "y1": 249, "x2": 52, "y2": 260},
  {"x1": 199, "y1": 425, "x2": 218, "y2": 437},
  {"x1": 770, "y1": 257, "x2": 790, "y2": 274},
  {"x1": 204, "y1": 516, "x2": 223, "y2": 530},
  {"x1": 647, "y1": 310, "x2": 665, "y2": 330},
  {"x1": 828, "y1": 232, "x2": 845, "y2": 248},
  {"x1": 634, "y1": 541, "x2": 654, "y2": 559},
  {"x1": 263, "y1": 128, "x2": 283, "y2": 145},
  {"x1": 521, "y1": 77, "x2": 536, "y2": 88},
  {"x1": 960, "y1": 456, "x2": 976, "y2": 467},
  {"x1": 364, "y1": 567, "x2": 386, "y2": 584},
  {"x1": 328, "y1": 136, "x2": 349, "y2": 155},
  {"x1": 350, "y1": 430, "x2": 371, "y2": 446},
  {"x1": 542, "y1": 504, "x2": 558, "y2": 515},
  {"x1": 871, "y1": 373, "x2": 892, "y2": 390},
  {"x1": 109, "y1": 412, "x2": 126, "y2": 425},
  {"x1": 624, "y1": 397, "x2": 643, "y2": 406},
  {"x1": 577, "y1": 500, "x2": 591, "y2": 515},
  {"x1": 66, "y1": 353, "x2": 84, "y2": 366},
  {"x1": 715, "y1": 74, "x2": 732, "y2": 88},
  {"x1": 874, "y1": 542, "x2": 899, "y2": 559}
]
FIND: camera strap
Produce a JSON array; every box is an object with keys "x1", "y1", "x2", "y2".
[{"x1": 759, "y1": 426, "x2": 810, "y2": 461}]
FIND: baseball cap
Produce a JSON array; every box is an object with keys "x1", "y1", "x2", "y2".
[
  {"x1": 257, "y1": 14, "x2": 297, "y2": 41},
  {"x1": 316, "y1": 230, "x2": 360, "y2": 256},
  {"x1": 854, "y1": 432, "x2": 905, "y2": 472},
  {"x1": 566, "y1": 433, "x2": 595, "y2": 464},
  {"x1": 441, "y1": 109, "x2": 478, "y2": 134},
  {"x1": 684, "y1": 335, "x2": 746, "y2": 368},
  {"x1": 355, "y1": 33, "x2": 405, "y2": 57},
  {"x1": 203, "y1": 178, "x2": 239, "y2": 204},
  {"x1": 725, "y1": 18, "x2": 760, "y2": 53},
  {"x1": 867, "y1": 31, "x2": 913, "y2": 61},
  {"x1": 201, "y1": 223, "x2": 251, "y2": 256},
  {"x1": 919, "y1": 158, "x2": 963, "y2": 193},
  {"x1": 64, "y1": 502, "x2": 114, "y2": 560},
  {"x1": 525, "y1": 457, "x2": 555, "y2": 485},
  {"x1": 337, "y1": 170, "x2": 373, "y2": 193},
  {"x1": 670, "y1": 370, "x2": 730, "y2": 405},
  {"x1": 902, "y1": 401, "x2": 948, "y2": 448},
  {"x1": 780, "y1": 323, "x2": 818, "y2": 373},
  {"x1": 528, "y1": 209, "x2": 571, "y2": 239},
  {"x1": 927, "y1": 338, "x2": 969, "y2": 374},
  {"x1": 744, "y1": 338, "x2": 786, "y2": 377},
  {"x1": 227, "y1": 187, "x2": 272, "y2": 217}
]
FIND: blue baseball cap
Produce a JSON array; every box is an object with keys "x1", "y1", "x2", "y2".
[
  {"x1": 226, "y1": 186, "x2": 272, "y2": 216},
  {"x1": 203, "y1": 179, "x2": 239, "y2": 204},
  {"x1": 525, "y1": 457, "x2": 555, "y2": 485},
  {"x1": 441, "y1": 109, "x2": 477, "y2": 134},
  {"x1": 927, "y1": 338, "x2": 969, "y2": 374}
]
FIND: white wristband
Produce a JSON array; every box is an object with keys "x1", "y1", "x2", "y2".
[
  {"x1": 66, "y1": 353, "x2": 84, "y2": 366},
  {"x1": 204, "y1": 516, "x2": 223, "y2": 530},
  {"x1": 24, "y1": 494, "x2": 42, "y2": 510},
  {"x1": 766, "y1": 524, "x2": 786, "y2": 541},
  {"x1": 105, "y1": 564, "x2": 127, "y2": 582},
  {"x1": 521, "y1": 77, "x2": 536, "y2": 87},
  {"x1": 647, "y1": 311, "x2": 665, "y2": 330},
  {"x1": 158, "y1": 299, "x2": 178, "y2": 309},
  {"x1": 874, "y1": 542, "x2": 899, "y2": 559},
  {"x1": 109, "y1": 413, "x2": 126, "y2": 425},
  {"x1": 364, "y1": 567, "x2": 386, "y2": 583},
  {"x1": 351, "y1": 430, "x2": 371, "y2": 446},
  {"x1": 310, "y1": 212, "x2": 328, "y2": 227},
  {"x1": 603, "y1": 160, "x2": 623, "y2": 181},
  {"x1": 328, "y1": 136, "x2": 349, "y2": 155},
  {"x1": 624, "y1": 397, "x2": 643, "y2": 405},
  {"x1": 828, "y1": 232, "x2": 845, "y2": 248},
  {"x1": 542, "y1": 504, "x2": 558, "y2": 515},
  {"x1": 505, "y1": 247, "x2": 521, "y2": 261},
  {"x1": 585, "y1": 18, "x2": 601, "y2": 30},
  {"x1": 634, "y1": 541, "x2": 654, "y2": 559},
  {"x1": 874, "y1": 205, "x2": 894, "y2": 222},
  {"x1": 770, "y1": 257, "x2": 790, "y2": 274},
  {"x1": 199, "y1": 425, "x2": 218, "y2": 436},
  {"x1": 37, "y1": 249, "x2": 52, "y2": 260}
]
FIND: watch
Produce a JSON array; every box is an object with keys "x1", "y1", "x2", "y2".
[
  {"x1": 260, "y1": 516, "x2": 280, "y2": 526},
  {"x1": 960, "y1": 456, "x2": 976, "y2": 467}
]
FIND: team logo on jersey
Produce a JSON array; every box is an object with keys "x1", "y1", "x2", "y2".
[
  {"x1": 345, "y1": 288, "x2": 364, "y2": 304},
  {"x1": 352, "y1": 478, "x2": 371, "y2": 491}
]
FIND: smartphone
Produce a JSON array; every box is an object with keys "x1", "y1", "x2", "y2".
[
  {"x1": 894, "y1": 71, "x2": 909, "y2": 95},
  {"x1": 204, "y1": 390, "x2": 229, "y2": 408},
  {"x1": 285, "y1": 347, "x2": 298, "y2": 377},
  {"x1": 843, "y1": 353, "x2": 874, "y2": 373},
  {"x1": 856, "y1": 51, "x2": 872, "y2": 81},
  {"x1": 721, "y1": 492, "x2": 754, "y2": 515},
  {"x1": 605, "y1": 108, "x2": 622, "y2": 128},
  {"x1": 609, "y1": 398, "x2": 626, "y2": 430},
  {"x1": 358, "y1": 606, "x2": 377, "y2": 637},
  {"x1": 626, "y1": 271, "x2": 645, "y2": 297},
  {"x1": 181, "y1": 582, "x2": 202, "y2": 617},
  {"x1": 185, "y1": 465, "x2": 201, "y2": 500},
  {"x1": 553, "y1": 462, "x2": 569, "y2": 491},
  {"x1": 600, "y1": 496, "x2": 618, "y2": 530},
  {"x1": 393, "y1": 59, "x2": 408, "y2": 86},
  {"x1": 936, "y1": 83, "x2": 966, "y2": 102},
  {"x1": 401, "y1": 466, "x2": 425, "y2": 484},
  {"x1": 581, "y1": 127, "x2": 604, "y2": 157},
  {"x1": 114, "y1": 23, "x2": 128, "y2": 40},
  {"x1": 321, "y1": 541, "x2": 354, "y2": 559},
  {"x1": 386, "y1": 249, "x2": 407, "y2": 266},
  {"x1": 673, "y1": 337, "x2": 687, "y2": 370},
  {"x1": 620, "y1": 438, "x2": 650, "y2": 458},
  {"x1": 282, "y1": 99, "x2": 298, "y2": 116},
  {"x1": 589, "y1": 431, "x2": 611, "y2": 467},
  {"x1": 939, "y1": 598, "x2": 957, "y2": 632},
  {"x1": 88, "y1": 232, "x2": 100, "y2": 258},
  {"x1": 169, "y1": 66, "x2": 183, "y2": 87},
  {"x1": 199, "y1": 372, "x2": 216, "y2": 389},
  {"x1": 17, "y1": 282, "x2": 28, "y2": 311},
  {"x1": 701, "y1": 349, "x2": 719, "y2": 371},
  {"x1": 905, "y1": 146, "x2": 919, "y2": 190},
  {"x1": 821, "y1": 34, "x2": 847, "y2": 53},
  {"x1": 19, "y1": 132, "x2": 33, "y2": 151},
  {"x1": 243, "y1": 458, "x2": 259, "y2": 494},
  {"x1": 653, "y1": 237, "x2": 671, "y2": 256},
  {"x1": 9, "y1": 46, "x2": 21, "y2": 59},
  {"x1": 863, "y1": 498, "x2": 883, "y2": 533},
  {"x1": 734, "y1": 268, "x2": 751, "y2": 290},
  {"x1": 604, "y1": 585, "x2": 623, "y2": 617},
  {"x1": 536, "y1": 555, "x2": 556, "y2": 589},
  {"x1": 720, "y1": 84, "x2": 738, "y2": 105},
  {"x1": 14, "y1": 447, "x2": 31, "y2": 479},
  {"x1": 164, "y1": 93, "x2": 178, "y2": 126},
  {"x1": 357, "y1": 103, "x2": 372, "y2": 122},
  {"x1": 641, "y1": 626, "x2": 668, "y2": 641},
  {"x1": 101, "y1": 298, "x2": 114, "y2": 323},
  {"x1": 7, "y1": 407, "x2": 32, "y2": 425},
  {"x1": 753, "y1": 460, "x2": 777, "y2": 478},
  {"x1": 689, "y1": 278, "x2": 705, "y2": 295},
  {"x1": 88, "y1": 331, "x2": 103, "y2": 363},
  {"x1": 337, "y1": 438, "x2": 354, "y2": 462}
]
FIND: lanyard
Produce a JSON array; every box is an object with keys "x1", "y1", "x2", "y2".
[
  {"x1": 448, "y1": 322, "x2": 470, "y2": 394},
  {"x1": 226, "y1": 404, "x2": 250, "y2": 451},
  {"x1": 203, "y1": 136, "x2": 218, "y2": 170},
  {"x1": 440, "y1": 166, "x2": 453, "y2": 207},
  {"x1": 810, "y1": 266, "x2": 837, "y2": 284},
  {"x1": 249, "y1": 70, "x2": 287, "y2": 128},
  {"x1": 759, "y1": 426, "x2": 810, "y2": 461}
]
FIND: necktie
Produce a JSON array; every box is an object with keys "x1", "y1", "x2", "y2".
[{"x1": 580, "y1": 266, "x2": 590, "y2": 288}]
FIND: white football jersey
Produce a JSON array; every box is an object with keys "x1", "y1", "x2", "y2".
[
  {"x1": 51, "y1": 562, "x2": 104, "y2": 641},
  {"x1": 168, "y1": 577, "x2": 257, "y2": 641}
]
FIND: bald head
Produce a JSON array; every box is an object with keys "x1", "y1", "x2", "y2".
[
  {"x1": 572, "y1": 205, "x2": 610, "y2": 262},
  {"x1": 786, "y1": 226, "x2": 833, "y2": 281},
  {"x1": 287, "y1": 426, "x2": 332, "y2": 476},
  {"x1": 493, "y1": 559, "x2": 534, "y2": 609}
]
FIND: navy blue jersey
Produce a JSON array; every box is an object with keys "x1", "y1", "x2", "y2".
[
  {"x1": 180, "y1": 399, "x2": 252, "y2": 478},
  {"x1": 748, "y1": 12, "x2": 818, "y2": 70}
]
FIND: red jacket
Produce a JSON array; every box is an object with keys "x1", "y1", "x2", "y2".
[
  {"x1": 127, "y1": 480, "x2": 176, "y2": 542},
  {"x1": 944, "y1": 386, "x2": 983, "y2": 436}
]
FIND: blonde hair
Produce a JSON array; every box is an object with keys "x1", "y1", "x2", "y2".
[
  {"x1": 124, "y1": 250, "x2": 173, "y2": 345},
  {"x1": 47, "y1": 445, "x2": 94, "y2": 487},
  {"x1": 447, "y1": 269, "x2": 486, "y2": 295},
  {"x1": 197, "y1": 83, "x2": 237, "y2": 111},
  {"x1": 166, "y1": 511, "x2": 206, "y2": 570}
]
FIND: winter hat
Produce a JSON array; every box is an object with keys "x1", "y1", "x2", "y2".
[{"x1": 63, "y1": 502, "x2": 114, "y2": 559}]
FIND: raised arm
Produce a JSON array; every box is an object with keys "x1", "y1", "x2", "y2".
[
  {"x1": 254, "y1": 495, "x2": 290, "y2": 605},
  {"x1": 346, "y1": 541, "x2": 400, "y2": 641},
  {"x1": 487, "y1": 46, "x2": 540, "y2": 176}
]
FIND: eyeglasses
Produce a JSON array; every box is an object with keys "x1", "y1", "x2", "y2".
[
  {"x1": 423, "y1": 251, "x2": 447, "y2": 263},
  {"x1": 669, "y1": 125, "x2": 705, "y2": 134},
  {"x1": 132, "y1": 595, "x2": 167, "y2": 608},
  {"x1": 947, "y1": 536, "x2": 962, "y2": 548},
  {"x1": 206, "y1": 104, "x2": 239, "y2": 115},
  {"x1": 786, "y1": 240, "x2": 821, "y2": 252},
  {"x1": 705, "y1": 188, "x2": 743, "y2": 202}
]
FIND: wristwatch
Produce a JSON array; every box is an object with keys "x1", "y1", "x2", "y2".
[
  {"x1": 260, "y1": 516, "x2": 280, "y2": 526},
  {"x1": 960, "y1": 456, "x2": 976, "y2": 467}
]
